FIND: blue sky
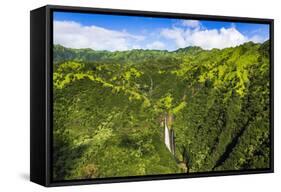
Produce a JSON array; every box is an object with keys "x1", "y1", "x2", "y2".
[{"x1": 53, "y1": 11, "x2": 269, "y2": 51}]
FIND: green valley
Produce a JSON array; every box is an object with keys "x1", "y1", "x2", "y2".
[{"x1": 52, "y1": 41, "x2": 270, "y2": 180}]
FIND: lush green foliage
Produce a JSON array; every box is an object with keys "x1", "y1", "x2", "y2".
[{"x1": 52, "y1": 41, "x2": 270, "y2": 180}]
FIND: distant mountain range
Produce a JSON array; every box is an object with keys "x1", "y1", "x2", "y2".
[{"x1": 53, "y1": 40, "x2": 269, "y2": 64}]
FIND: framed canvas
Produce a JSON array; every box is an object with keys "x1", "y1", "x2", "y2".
[{"x1": 30, "y1": 5, "x2": 274, "y2": 187}]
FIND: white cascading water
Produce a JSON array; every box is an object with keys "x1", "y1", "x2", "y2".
[{"x1": 164, "y1": 116, "x2": 171, "y2": 152}]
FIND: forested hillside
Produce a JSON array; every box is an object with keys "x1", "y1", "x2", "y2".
[{"x1": 52, "y1": 41, "x2": 270, "y2": 181}]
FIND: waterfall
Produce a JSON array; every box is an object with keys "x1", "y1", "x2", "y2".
[{"x1": 164, "y1": 116, "x2": 172, "y2": 152}]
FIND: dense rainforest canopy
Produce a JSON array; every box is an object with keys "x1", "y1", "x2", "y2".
[{"x1": 52, "y1": 41, "x2": 270, "y2": 181}]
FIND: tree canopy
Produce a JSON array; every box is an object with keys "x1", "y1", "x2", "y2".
[{"x1": 52, "y1": 41, "x2": 270, "y2": 180}]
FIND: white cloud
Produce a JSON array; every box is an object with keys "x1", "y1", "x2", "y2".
[
  {"x1": 161, "y1": 28, "x2": 186, "y2": 48},
  {"x1": 181, "y1": 20, "x2": 200, "y2": 28},
  {"x1": 248, "y1": 35, "x2": 265, "y2": 43},
  {"x1": 161, "y1": 25, "x2": 266, "y2": 50},
  {"x1": 131, "y1": 45, "x2": 142, "y2": 49},
  {"x1": 146, "y1": 41, "x2": 166, "y2": 50},
  {"x1": 54, "y1": 21, "x2": 145, "y2": 51},
  {"x1": 54, "y1": 20, "x2": 267, "y2": 51}
]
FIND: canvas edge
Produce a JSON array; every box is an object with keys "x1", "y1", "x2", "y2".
[{"x1": 30, "y1": 4, "x2": 274, "y2": 187}]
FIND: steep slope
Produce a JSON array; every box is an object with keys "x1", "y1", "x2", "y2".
[{"x1": 52, "y1": 41, "x2": 270, "y2": 180}]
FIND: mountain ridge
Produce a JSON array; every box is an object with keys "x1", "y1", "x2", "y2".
[{"x1": 53, "y1": 40, "x2": 269, "y2": 64}]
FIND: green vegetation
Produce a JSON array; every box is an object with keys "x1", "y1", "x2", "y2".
[{"x1": 52, "y1": 41, "x2": 270, "y2": 181}]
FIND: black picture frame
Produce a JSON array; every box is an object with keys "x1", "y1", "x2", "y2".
[{"x1": 30, "y1": 4, "x2": 274, "y2": 187}]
